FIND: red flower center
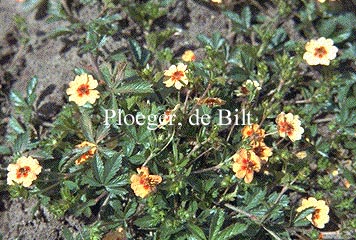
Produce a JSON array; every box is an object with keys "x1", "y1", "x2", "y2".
[
  {"x1": 314, "y1": 47, "x2": 327, "y2": 58},
  {"x1": 171, "y1": 71, "x2": 184, "y2": 82},
  {"x1": 312, "y1": 209, "x2": 321, "y2": 224},
  {"x1": 77, "y1": 84, "x2": 90, "y2": 97},
  {"x1": 17, "y1": 166, "x2": 31, "y2": 178},
  {"x1": 279, "y1": 121, "x2": 294, "y2": 136}
]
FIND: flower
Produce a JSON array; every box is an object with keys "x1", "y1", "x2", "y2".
[
  {"x1": 163, "y1": 63, "x2": 188, "y2": 90},
  {"x1": 251, "y1": 141, "x2": 273, "y2": 162},
  {"x1": 182, "y1": 50, "x2": 196, "y2": 62},
  {"x1": 130, "y1": 166, "x2": 162, "y2": 198},
  {"x1": 295, "y1": 151, "x2": 307, "y2": 159},
  {"x1": 296, "y1": 197, "x2": 330, "y2": 229},
  {"x1": 303, "y1": 37, "x2": 338, "y2": 66},
  {"x1": 276, "y1": 112, "x2": 304, "y2": 142},
  {"x1": 235, "y1": 80, "x2": 261, "y2": 96},
  {"x1": 7, "y1": 156, "x2": 42, "y2": 187},
  {"x1": 102, "y1": 227, "x2": 127, "y2": 240},
  {"x1": 211, "y1": 0, "x2": 222, "y2": 3},
  {"x1": 196, "y1": 97, "x2": 226, "y2": 107},
  {"x1": 75, "y1": 141, "x2": 97, "y2": 165},
  {"x1": 241, "y1": 123, "x2": 265, "y2": 143},
  {"x1": 232, "y1": 149, "x2": 261, "y2": 183},
  {"x1": 318, "y1": 0, "x2": 336, "y2": 2},
  {"x1": 66, "y1": 73, "x2": 100, "y2": 106}
]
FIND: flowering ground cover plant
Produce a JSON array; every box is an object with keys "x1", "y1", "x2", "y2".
[{"x1": 0, "y1": 0, "x2": 356, "y2": 239}]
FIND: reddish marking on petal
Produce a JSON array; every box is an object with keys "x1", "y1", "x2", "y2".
[
  {"x1": 171, "y1": 71, "x2": 184, "y2": 82},
  {"x1": 314, "y1": 47, "x2": 327, "y2": 58},
  {"x1": 16, "y1": 166, "x2": 31, "y2": 179},
  {"x1": 77, "y1": 84, "x2": 90, "y2": 97}
]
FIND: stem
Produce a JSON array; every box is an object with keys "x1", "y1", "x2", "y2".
[
  {"x1": 224, "y1": 203, "x2": 259, "y2": 222},
  {"x1": 142, "y1": 130, "x2": 175, "y2": 167}
]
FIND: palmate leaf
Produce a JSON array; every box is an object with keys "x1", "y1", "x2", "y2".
[
  {"x1": 114, "y1": 81, "x2": 153, "y2": 95},
  {"x1": 103, "y1": 153, "x2": 122, "y2": 184}
]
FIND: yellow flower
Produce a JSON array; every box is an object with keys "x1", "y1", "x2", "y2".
[
  {"x1": 130, "y1": 166, "x2": 162, "y2": 198},
  {"x1": 196, "y1": 97, "x2": 226, "y2": 107},
  {"x1": 241, "y1": 123, "x2": 265, "y2": 144},
  {"x1": 75, "y1": 141, "x2": 97, "y2": 165},
  {"x1": 296, "y1": 197, "x2": 330, "y2": 229},
  {"x1": 163, "y1": 63, "x2": 188, "y2": 90},
  {"x1": 66, "y1": 73, "x2": 100, "y2": 106},
  {"x1": 318, "y1": 0, "x2": 336, "y2": 2},
  {"x1": 251, "y1": 141, "x2": 273, "y2": 162},
  {"x1": 232, "y1": 149, "x2": 261, "y2": 183},
  {"x1": 295, "y1": 151, "x2": 307, "y2": 159},
  {"x1": 276, "y1": 112, "x2": 304, "y2": 142},
  {"x1": 303, "y1": 37, "x2": 338, "y2": 66},
  {"x1": 102, "y1": 227, "x2": 126, "y2": 240},
  {"x1": 7, "y1": 156, "x2": 42, "y2": 187},
  {"x1": 211, "y1": 0, "x2": 222, "y2": 3},
  {"x1": 182, "y1": 50, "x2": 196, "y2": 62}
]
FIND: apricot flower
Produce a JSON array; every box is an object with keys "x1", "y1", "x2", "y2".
[
  {"x1": 196, "y1": 97, "x2": 226, "y2": 107},
  {"x1": 303, "y1": 37, "x2": 338, "y2": 66},
  {"x1": 276, "y1": 112, "x2": 304, "y2": 142},
  {"x1": 251, "y1": 141, "x2": 273, "y2": 162},
  {"x1": 182, "y1": 50, "x2": 196, "y2": 62},
  {"x1": 296, "y1": 197, "x2": 330, "y2": 229},
  {"x1": 163, "y1": 63, "x2": 188, "y2": 90},
  {"x1": 130, "y1": 167, "x2": 162, "y2": 198},
  {"x1": 7, "y1": 156, "x2": 42, "y2": 187},
  {"x1": 241, "y1": 123, "x2": 265, "y2": 143},
  {"x1": 75, "y1": 141, "x2": 97, "y2": 165},
  {"x1": 66, "y1": 73, "x2": 100, "y2": 106},
  {"x1": 232, "y1": 149, "x2": 261, "y2": 183}
]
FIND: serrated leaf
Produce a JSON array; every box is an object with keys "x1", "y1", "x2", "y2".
[
  {"x1": 209, "y1": 210, "x2": 225, "y2": 240},
  {"x1": 49, "y1": 27, "x2": 73, "y2": 38},
  {"x1": 92, "y1": 154, "x2": 105, "y2": 183},
  {"x1": 215, "y1": 223, "x2": 247, "y2": 240},
  {"x1": 293, "y1": 207, "x2": 314, "y2": 227},
  {"x1": 80, "y1": 111, "x2": 94, "y2": 142},
  {"x1": 103, "y1": 154, "x2": 122, "y2": 184},
  {"x1": 26, "y1": 77, "x2": 38, "y2": 100},
  {"x1": 134, "y1": 215, "x2": 160, "y2": 228},
  {"x1": 197, "y1": 34, "x2": 213, "y2": 47},
  {"x1": 115, "y1": 81, "x2": 153, "y2": 94},
  {"x1": 124, "y1": 200, "x2": 137, "y2": 219},
  {"x1": 187, "y1": 223, "x2": 207, "y2": 240},
  {"x1": 10, "y1": 91, "x2": 27, "y2": 107},
  {"x1": 9, "y1": 117, "x2": 25, "y2": 134}
]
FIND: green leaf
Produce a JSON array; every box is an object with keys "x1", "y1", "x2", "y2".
[
  {"x1": 293, "y1": 207, "x2": 314, "y2": 227},
  {"x1": 241, "y1": 6, "x2": 251, "y2": 29},
  {"x1": 10, "y1": 91, "x2": 27, "y2": 107},
  {"x1": 80, "y1": 111, "x2": 94, "y2": 142},
  {"x1": 26, "y1": 77, "x2": 38, "y2": 102},
  {"x1": 0, "y1": 145, "x2": 11, "y2": 155},
  {"x1": 129, "y1": 39, "x2": 151, "y2": 67},
  {"x1": 124, "y1": 200, "x2": 138, "y2": 219},
  {"x1": 115, "y1": 81, "x2": 153, "y2": 94},
  {"x1": 103, "y1": 154, "x2": 122, "y2": 184},
  {"x1": 134, "y1": 215, "x2": 160, "y2": 228},
  {"x1": 9, "y1": 117, "x2": 25, "y2": 134},
  {"x1": 209, "y1": 210, "x2": 225, "y2": 240},
  {"x1": 215, "y1": 223, "x2": 247, "y2": 240},
  {"x1": 187, "y1": 224, "x2": 207, "y2": 240},
  {"x1": 49, "y1": 27, "x2": 73, "y2": 38},
  {"x1": 92, "y1": 155, "x2": 105, "y2": 183},
  {"x1": 197, "y1": 34, "x2": 213, "y2": 47}
]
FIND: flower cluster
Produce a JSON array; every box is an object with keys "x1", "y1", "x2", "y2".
[
  {"x1": 7, "y1": 156, "x2": 42, "y2": 187},
  {"x1": 130, "y1": 166, "x2": 162, "y2": 198},
  {"x1": 232, "y1": 123, "x2": 272, "y2": 183},
  {"x1": 296, "y1": 197, "x2": 330, "y2": 229}
]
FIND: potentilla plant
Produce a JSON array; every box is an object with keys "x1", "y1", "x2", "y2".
[{"x1": 1, "y1": 0, "x2": 355, "y2": 239}]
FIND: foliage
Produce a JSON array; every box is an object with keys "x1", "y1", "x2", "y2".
[{"x1": 1, "y1": 0, "x2": 355, "y2": 239}]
